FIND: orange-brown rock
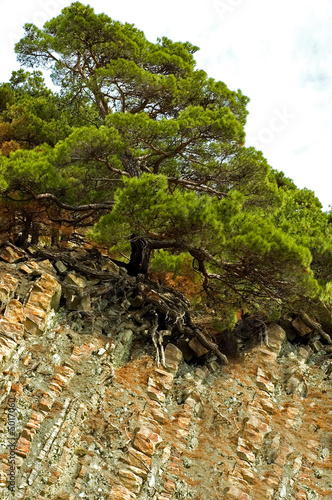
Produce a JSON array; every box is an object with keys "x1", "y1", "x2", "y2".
[
  {"x1": 0, "y1": 245, "x2": 25, "y2": 263},
  {"x1": 126, "y1": 446, "x2": 152, "y2": 470},
  {"x1": 0, "y1": 259, "x2": 331, "y2": 500},
  {"x1": 118, "y1": 468, "x2": 143, "y2": 493},
  {"x1": 110, "y1": 484, "x2": 137, "y2": 499},
  {"x1": 133, "y1": 425, "x2": 162, "y2": 456},
  {"x1": 164, "y1": 343, "x2": 183, "y2": 374},
  {"x1": 0, "y1": 318, "x2": 24, "y2": 343}
]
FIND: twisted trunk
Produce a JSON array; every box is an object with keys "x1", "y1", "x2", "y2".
[{"x1": 127, "y1": 235, "x2": 151, "y2": 276}]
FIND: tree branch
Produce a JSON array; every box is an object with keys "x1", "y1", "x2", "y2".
[{"x1": 35, "y1": 193, "x2": 114, "y2": 212}]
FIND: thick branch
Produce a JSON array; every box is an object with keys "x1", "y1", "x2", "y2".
[
  {"x1": 35, "y1": 193, "x2": 114, "y2": 212},
  {"x1": 300, "y1": 312, "x2": 332, "y2": 345},
  {"x1": 167, "y1": 177, "x2": 227, "y2": 197}
]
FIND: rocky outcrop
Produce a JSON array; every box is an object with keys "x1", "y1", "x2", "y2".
[{"x1": 0, "y1": 245, "x2": 331, "y2": 499}]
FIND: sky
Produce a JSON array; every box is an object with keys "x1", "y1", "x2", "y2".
[{"x1": 0, "y1": 0, "x2": 332, "y2": 210}]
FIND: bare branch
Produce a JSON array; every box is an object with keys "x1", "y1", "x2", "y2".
[
  {"x1": 35, "y1": 193, "x2": 114, "y2": 212},
  {"x1": 167, "y1": 177, "x2": 227, "y2": 197}
]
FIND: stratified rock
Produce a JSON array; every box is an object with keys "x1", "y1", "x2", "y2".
[
  {"x1": 0, "y1": 245, "x2": 26, "y2": 263},
  {"x1": 64, "y1": 272, "x2": 90, "y2": 311},
  {"x1": 20, "y1": 261, "x2": 41, "y2": 275},
  {"x1": 257, "y1": 368, "x2": 275, "y2": 393},
  {"x1": 118, "y1": 469, "x2": 143, "y2": 494},
  {"x1": 4, "y1": 299, "x2": 25, "y2": 323},
  {"x1": 24, "y1": 304, "x2": 47, "y2": 335},
  {"x1": 259, "y1": 395, "x2": 274, "y2": 415},
  {"x1": 237, "y1": 437, "x2": 256, "y2": 461},
  {"x1": 54, "y1": 261, "x2": 68, "y2": 274},
  {"x1": 312, "y1": 340, "x2": 324, "y2": 352},
  {"x1": 188, "y1": 337, "x2": 209, "y2": 357},
  {"x1": 240, "y1": 465, "x2": 255, "y2": 484},
  {"x1": 113, "y1": 329, "x2": 134, "y2": 367},
  {"x1": 223, "y1": 485, "x2": 251, "y2": 499},
  {"x1": 195, "y1": 365, "x2": 210, "y2": 381},
  {"x1": 0, "y1": 318, "x2": 24, "y2": 343},
  {"x1": 0, "y1": 274, "x2": 19, "y2": 304},
  {"x1": 286, "y1": 376, "x2": 301, "y2": 395},
  {"x1": 177, "y1": 339, "x2": 194, "y2": 362},
  {"x1": 31, "y1": 273, "x2": 61, "y2": 311},
  {"x1": 267, "y1": 324, "x2": 286, "y2": 352},
  {"x1": 126, "y1": 446, "x2": 152, "y2": 470},
  {"x1": 110, "y1": 485, "x2": 137, "y2": 499},
  {"x1": 147, "y1": 369, "x2": 173, "y2": 403},
  {"x1": 38, "y1": 259, "x2": 55, "y2": 274},
  {"x1": 292, "y1": 317, "x2": 312, "y2": 337},
  {"x1": 297, "y1": 345, "x2": 312, "y2": 361},
  {"x1": 146, "y1": 384, "x2": 165, "y2": 403},
  {"x1": 65, "y1": 272, "x2": 86, "y2": 289},
  {"x1": 133, "y1": 426, "x2": 162, "y2": 456},
  {"x1": 24, "y1": 273, "x2": 61, "y2": 334},
  {"x1": 0, "y1": 335, "x2": 17, "y2": 363},
  {"x1": 125, "y1": 464, "x2": 148, "y2": 480},
  {"x1": 0, "y1": 254, "x2": 331, "y2": 500},
  {"x1": 149, "y1": 368, "x2": 173, "y2": 392},
  {"x1": 16, "y1": 436, "x2": 31, "y2": 458},
  {"x1": 245, "y1": 414, "x2": 270, "y2": 434}
]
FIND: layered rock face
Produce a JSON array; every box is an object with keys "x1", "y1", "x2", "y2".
[{"x1": 0, "y1": 246, "x2": 331, "y2": 499}]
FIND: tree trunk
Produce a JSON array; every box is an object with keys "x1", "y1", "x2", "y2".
[
  {"x1": 15, "y1": 212, "x2": 33, "y2": 248},
  {"x1": 31, "y1": 222, "x2": 40, "y2": 245},
  {"x1": 121, "y1": 151, "x2": 142, "y2": 177},
  {"x1": 51, "y1": 224, "x2": 60, "y2": 247},
  {"x1": 127, "y1": 235, "x2": 151, "y2": 276},
  {"x1": 94, "y1": 92, "x2": 109, "y2": 120},
  {"x1": 35, "y1": 246, "x2": 228, "y2": 365}
]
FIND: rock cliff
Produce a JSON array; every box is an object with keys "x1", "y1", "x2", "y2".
[{"x1": 0, "y1": 245, "x2": 331, "y2": 499}]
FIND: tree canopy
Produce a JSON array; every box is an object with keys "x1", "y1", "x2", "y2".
[{"x1": 0, "y1": 2, "x2": 331, "y2": 334}]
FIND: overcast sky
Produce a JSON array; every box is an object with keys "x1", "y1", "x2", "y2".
[{"x1": 0, "y1": 0, "x2": 331, "y2": 210}]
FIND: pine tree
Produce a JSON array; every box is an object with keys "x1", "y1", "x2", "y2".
[{"x1": 0, "y1": 2, "x2": 330, "y2": 340}]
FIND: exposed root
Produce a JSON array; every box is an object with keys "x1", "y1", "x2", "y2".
[
  {"x1": 300, "y1": 312, "x2": 332, "y2": 345},
  {"x1": 33, "y1": 246, "x2": 229, "y2": 366},
  {"x1": 151, "y1": 312, "x2": 160, "y2": 367}
]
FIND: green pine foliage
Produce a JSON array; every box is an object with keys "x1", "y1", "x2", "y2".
[
  {"x1": 0, "y1": 70, "x2": 72, "y2": 150},
  {"x1": 0, "y1": 2, "x2": 330, "y2": 326},
  {"x1": 150, "y1": 250, "x2": 192, "y2": 277}
]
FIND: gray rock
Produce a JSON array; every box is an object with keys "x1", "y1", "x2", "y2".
[{"x1": 54, "y1": 261, "x2": 68, "y2": 274}]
